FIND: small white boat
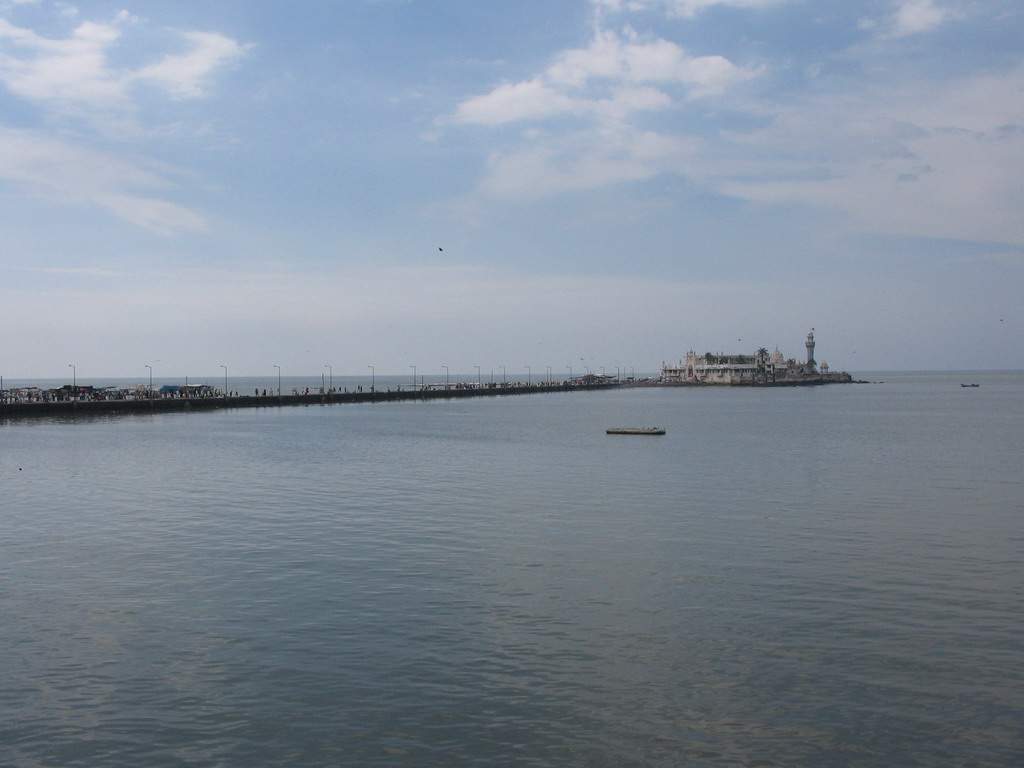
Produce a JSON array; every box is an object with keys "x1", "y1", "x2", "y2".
[{"x1": 606, "y1": 427, "x2": 665, "y2": 435}]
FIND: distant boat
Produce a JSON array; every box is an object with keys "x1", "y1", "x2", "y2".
[
  {"x1": 606, "y1": 427, "x2": 665, "y2": 435},
  {"x1": 960, "y1": 383, "x2": 980, "y2": 388}
]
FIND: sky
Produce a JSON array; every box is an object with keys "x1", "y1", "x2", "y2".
[{"x1": 1, "y1": 0, "x2": 1022, "y2": 379}]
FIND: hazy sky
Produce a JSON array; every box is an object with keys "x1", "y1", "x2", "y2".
[{"x1": 1, "y1": 0, "x2": 1021, "y2": 378}]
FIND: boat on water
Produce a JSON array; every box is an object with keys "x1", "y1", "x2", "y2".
[
  {"x1": 961, "y1": 383, "x2": 980, "y2": 388},
  {"x1": 606, "y1": 427, "x2": 666, "y2": 435}
]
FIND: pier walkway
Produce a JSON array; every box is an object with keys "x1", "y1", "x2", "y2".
[{"x1": 0, "y1": 382, "x2": 614, "y2": 419}]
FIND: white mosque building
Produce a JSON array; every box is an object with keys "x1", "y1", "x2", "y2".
[{"x1": 661, "y1": 329, "x2": 845, "y2": 385}]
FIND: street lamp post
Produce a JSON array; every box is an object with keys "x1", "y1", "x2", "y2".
[
  {"x1": 475, "y1": 365, "x2": 481, "y2": 388},
  {"x1": 68, "y1": 364, "x2": 76, "y2": 392},
  {"x1": 500, "y1": 365, "x2": 506, "y2": 385},
  {"x1": 145, "y1": 364, "x2": 153, "y2": 399},
  {"x1": 410, "y1": 365, "x2": 416, "y2": 390},
  {"x1": 220, "y1": 365, "x2": 228, "y2": 398},
  {"x1": 368, "y1": 365, "x2": 374, "y2": 392},
  {"x1": 526, "y1": 365, "x2": 531, "y2": 386},
  {"x1": 443, "y1": 365, "x2": 449, "y2": 389},
  {"x1": 273, "y1": 365, "x2": 281, "y2": 396},
  {"x1": 324, "y1": 365, "x2": 332, "y2": 392},
  {"x1": 566, "y1": 365, "x2": 572, "y2": 381}
]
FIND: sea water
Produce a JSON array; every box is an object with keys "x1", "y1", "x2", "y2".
[{"x1": 2, "y1": 372, "x2": 1021, "y2": 767}]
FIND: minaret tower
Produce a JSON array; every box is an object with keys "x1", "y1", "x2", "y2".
[{"x1": 805, "y1": 328, "x2": 816, "y2": 370}]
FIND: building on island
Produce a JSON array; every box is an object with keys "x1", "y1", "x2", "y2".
[{"x1": 661, "y1": 329, "x2": 850, "y2": 385}]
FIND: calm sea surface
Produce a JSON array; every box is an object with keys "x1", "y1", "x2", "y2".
[{"x1": 2, "y1": 372, "x2": 1022, "y2": 767}]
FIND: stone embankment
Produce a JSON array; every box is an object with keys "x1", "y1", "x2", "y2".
[{"x1": 0, "y1": 382, "x2": 611, "y2": 419}]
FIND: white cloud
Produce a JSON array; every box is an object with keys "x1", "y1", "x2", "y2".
[
  {"x1": 889, "y1": 0, "x2": 949, "y2": 37},
  {"x1": 452, "y1": 26, "x2": 757, "y2": 129},
  {"x1": 711, "y1": 65, "x2": 1024, "y2": 245},
  {"x1": 451, "y1": 79, "x2": 578, "y2": 125},
  {"x1": 446, "y1": 25, "x2": 756, "y2": 200},
  {"x1": 446, "y1": 0, "x2": 1020, "y2": 249},
  {"x1": 0, "y1": 14, "x2": 247, "y2": 126},
  {"x1": 593, "y1": 0, "x2": 792, "y2": 18},
  {"x1": 0, "y1": 12, "x2": 246, "y2": 229},
  {"x1": 450, "y1": 27, "x2": 756, "y2": 128},
  {"x1": 0, "y1": 17, "x2": 129, "y2": 114},
  {"x1": 479, "y1": 127, "x2": 697, "y2": 200},
  {"x1": 96, "y1": 191, "x2": 208, "y2": 233},
  {"x1": 132, "y1": 31, "x2": 249, "y2": 99},
  {"x1": 546, "y1": 27, "x2": 756, "y2": 96},
  {"x1": 0, "y1": 128, "x2": 208, "y2": 232}
]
